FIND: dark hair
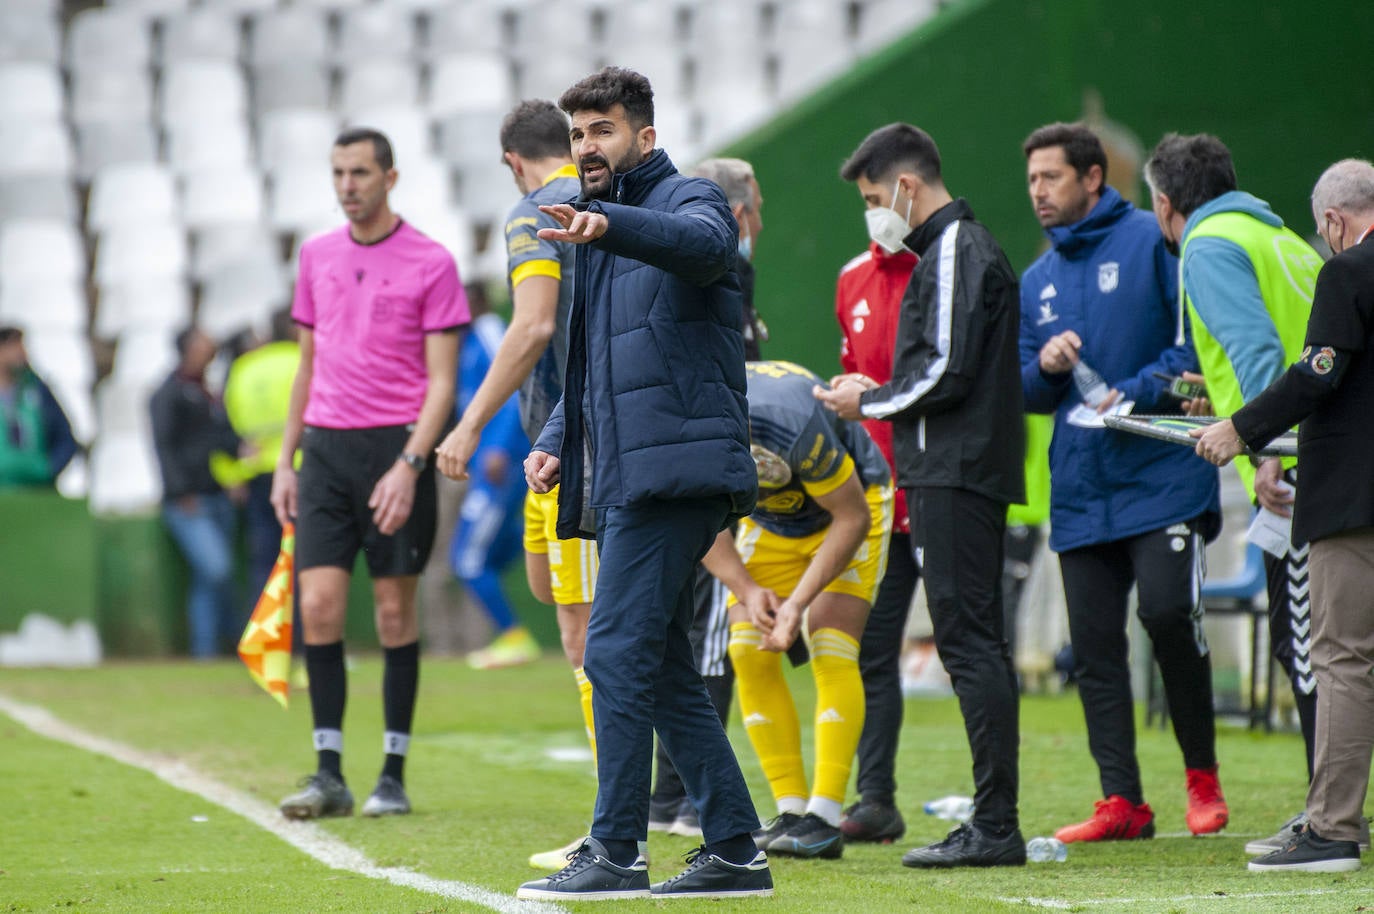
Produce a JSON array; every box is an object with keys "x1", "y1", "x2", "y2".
[
  {"x1": 1022, "y1": 122, "x2": 1107, "y2": 181},
  {"x1": 840, "y1": 123, "x2": 941, "y2": 185},
  {"x1": 1144, "y1": 133, "x2": 1237, "y2": 216},
  {"x1": 334, "y1": 127, "x2": 395, "y2": 171},
  {"x1": 0, "y1": 325, "x2": 21, "y2": 344},
  {"x1": 500, "y1": 99, "x2": 572, "y2": 160},
  {"x1": 557, "y1": 67, "x2": 654, "y2": 130},
  {"x1": 269, "y1": 306, "x2": 297, "y2": 344}
]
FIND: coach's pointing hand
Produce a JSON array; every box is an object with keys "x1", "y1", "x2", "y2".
[{"x1": 537, "y1": 204, "x2": 608, "y2": 244}]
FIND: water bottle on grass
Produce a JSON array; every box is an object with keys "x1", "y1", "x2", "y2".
[
  {"x1": 922, "y1": 795, "x2": 974, "y2": 822},
  {"x1": 1026, "y1": 836, "x2": 1067, "y2": 862}
]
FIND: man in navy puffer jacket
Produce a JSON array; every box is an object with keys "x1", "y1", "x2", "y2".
[
  {"x1": 1018, "y1": 124, "x2": 1224, "y2": 844},
  {"x1": 518, "y1": 68, "x2": 771, "y2": 902}
]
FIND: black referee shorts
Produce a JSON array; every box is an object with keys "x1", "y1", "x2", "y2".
[{"x1": 296, "y1": 424, "x2": 437, "y2": 578}]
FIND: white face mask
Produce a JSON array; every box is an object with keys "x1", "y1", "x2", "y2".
[{"x1": 865, "y1": 179, "x2": 913, "y2": 254}]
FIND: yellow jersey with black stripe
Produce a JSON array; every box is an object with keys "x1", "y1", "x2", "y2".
[
  {"x1": 745, "y1": 360, "x2": 892, "y2": 538},
  {"x1": 505, "y1": 164, "x2": 580, "y2": 442}
]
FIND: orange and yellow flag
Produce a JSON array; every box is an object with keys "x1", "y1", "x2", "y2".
[{"x1": 238, "y1": 523, "x2": 295, "y2": 707}]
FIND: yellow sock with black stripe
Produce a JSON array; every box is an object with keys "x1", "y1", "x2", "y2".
[
  {"x1": 809, "y1": 628, "x2": 864, "y2": 826},
  {"x1": 728, "y1": 622, "x2": 807, "y2": 812},
  {"x1": 574, "y1": 666, "x2": 596, "y2": 765}
]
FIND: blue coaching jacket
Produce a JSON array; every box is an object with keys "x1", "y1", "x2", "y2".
[
  {"x1": 533, "y1": 149, "x2": 758, "y2": 540},
  {"x1": 1019, "y1": 186, "x2": 1220, "y2": 552}
]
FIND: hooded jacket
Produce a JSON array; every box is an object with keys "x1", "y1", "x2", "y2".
[
  {"x1": 858, "y1": 199, "x2": 1025, "y2": 505},
  {"x1": 533, "y1": 149, "x2": 757, "y2": 539},
  {"x1": 1020, "y1": 186, "x2": 1220, "y2": 551}
]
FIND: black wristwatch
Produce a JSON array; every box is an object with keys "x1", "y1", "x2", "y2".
[{"x1": 398, "y1": 451, "x2": 426, "y2": 472}]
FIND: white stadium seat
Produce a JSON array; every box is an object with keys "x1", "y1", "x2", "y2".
[
  {"x1": 340, "y1": 60, "x2": 422, "y2": 114},
  {"x1": 427, "y1": 1, "x2": 509, "y2": 56},
  {"x1": 109, "y1": 326, "x2": 177, "y2": 385},
  {"x1": 0, "y1": 276, "x2": 87, "y2": 333},
  {"x1": 248, "y1": 8, "x2": 330, "y2": 67},
  {"x1": 0, "y1": 176, "x2": 78, "y2": 222},
  {"x1": 0, "y1": 121, "x2": 75, "y2": 178},
  {"x1": 251, "y1": 62, "x2": 334, "y2": 115},
  {"x1": 160, "y1": 61, "x2": 249, "y2": 127},
  {"x1": 0, "y1": 63, "x2": 65, "y2": 121},
  {"x1": 94, "y1": 221, "x2": 188, "y2": 286},
  {"x1": 180, "y1": 169, "x2": 266, "y2": 230},
  {"x1": 165, "y1": 119, "x2": 253, "y2": 175},
  {"x1": 258, "y1": 108, "x2": 340, "y2": 177},
  {"x1": 267, "y1": 165, "x2": 338, "y2": 233},
  {"x1": 427, "y1": 53, "x2": 513, "y2": 116},
  {"x1": 65, "y1": 7, "x2": 152, "y2": 70},
  {"x1": 190, "y1": 222, "x2": 281, "y2": 281},
  {"x1": 346, "y1": 106, "x2": 433, "y2": 161},
  {"x1": 198, "y1": 260, "x2": 288, "y2": 340},
  {"x1": 0, "y1": 9, "x2": 62, "y2": 65},
  {"x1": 88, "y1": 163, "x2": 179, "y2": 233},
  {"x1": 0, "y1": 219, "x2": 85, "y2": 283},
  {"x1": 160, "y1": 8, "x2": 242, "y2": 64},
  {"x1": 94, "y1": 276, "x2": 191, "y2": 340},
  {"x1": 337, "y1": 5, "x2": 417, "y2": 60},
  {"x1": 70, "y1": 67, "x2": 154, "y2": 126},
  {"x1": 88, "y1": 428, "x2": 163, "y2": 515},
  {"x1": 75, "y1": 122, "x2": 159, "y2": 181}
]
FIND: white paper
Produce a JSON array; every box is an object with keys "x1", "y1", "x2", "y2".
[
  {"x1": 1247, "y1": 507, "x2": 1294, "y2": 558},
  {"x1": 1067, "y1": 400, "x2": 1135, "y2": 429}
]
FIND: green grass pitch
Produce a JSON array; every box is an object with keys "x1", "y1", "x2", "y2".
[{"x1": 0, "y1": 656, "x2": 1367, "y2": 913}]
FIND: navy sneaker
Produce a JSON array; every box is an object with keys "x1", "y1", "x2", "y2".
[
  {"x1": 651, "y1": 847, "x2": 774, "y2": 899},
  {"x1": 841, "y1": 801, "x2": 906, "y2": 843},
  {"x1": 1248, "y1": 826, "x2": 1360, "y2": 873},
  {"x1": 752, "y1": 812, "x2": 802, "y2": 850},
  {"x1": 767, "y1": 812, "x2": 844, "y2": 859},
  {"x1": 516, "y1": 837, "x2": 650, "y2": 900}
]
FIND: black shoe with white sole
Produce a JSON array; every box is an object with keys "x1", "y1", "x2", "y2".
[
  {"x1": 1248, "y1": 826, "x2": 1360, "y2": 873},
  {"x1": 650, "y1": 847, "x2": 773, "y2": 899},
  {"x1": 516, "y1": 837, "x2": 650, "y2": 900},
  {"x1": 768, "y1": 812, "x2": 844, "y2": 859}
]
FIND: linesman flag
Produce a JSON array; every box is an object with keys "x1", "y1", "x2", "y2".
[{"x1": 238, "y1": 523, "x2": 295, "y2": 707}]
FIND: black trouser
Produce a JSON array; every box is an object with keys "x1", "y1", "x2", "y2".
[
  {"x1": 1059, "y1": 521, "x2": 1216, "y2": 805},
  {"x1": 854, "y1": 532, "x2": 919, "y2": 806},
  {"x1": 1263, "y1": 476, "x2": 1317, "y2": 779},
  {"x1": 910, "y1": 487, "x2": 1019, "y2": 833}
]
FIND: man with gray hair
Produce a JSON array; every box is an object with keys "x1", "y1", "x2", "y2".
[
  {"x1": 691, "y1": 157, "x2": 769, "y2": 360},
  {"x1": 1194, "y1": 158, "x2": 1374, "y2": 873}
]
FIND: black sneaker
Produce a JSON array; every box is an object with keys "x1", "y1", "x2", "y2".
[
  {"x1": 651, "y1": 847, "x2": 773, "y2": 899},
  {"x1": 901, "y1": 823, "x2": 1027, "y2": 868},
  {"x1": 279, "y1": 772, "x2": 354, "y2": 820},
  {"x1": 768, "y1": 812, "x2": 844, "y2": 859},
  {"x1": 841, "y1": 801, "x2": 907, "y2": 843},
  {"x1": 752, "y1": 812, "x2": 802, "y2": 850},
  {"x1": 360, "y1": 774, "x2": 411, "y2": 817},
  {"x1": 669, "y1": 798, "x2": 703, "y2": 838},
  {"x1": 1248, "y1": 826, "x2": 1360, "y2": 873},
  {"x1": 649, "y1": 794, "x2": 681, "y2": 833},
  {"x1": 516, "y1": 837, "x2": 650, "y2": 900}
]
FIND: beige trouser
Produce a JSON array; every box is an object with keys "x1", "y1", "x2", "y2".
[{"x1": 1307, "y1": 526, "x2": 1374, "y2": 842}]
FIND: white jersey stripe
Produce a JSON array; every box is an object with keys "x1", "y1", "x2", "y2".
[{"x1": 861, "y1": 221, "x2": 960, "y2": 419}]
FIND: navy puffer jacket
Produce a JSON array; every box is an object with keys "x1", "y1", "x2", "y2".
[{"x1": 533, "y1": 149, "x2": 758, "y2": 539}]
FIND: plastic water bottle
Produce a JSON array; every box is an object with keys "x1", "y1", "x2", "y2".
[
  {"x1": 1072, "y1": 360, "x2": 1109, "y2": 407},
  {"x1": 922, "y1": 795, "x2": 975, "y2": 822},
  {"x1": 1025, "y1": 836, "x2": 1067, "y2": 863}
]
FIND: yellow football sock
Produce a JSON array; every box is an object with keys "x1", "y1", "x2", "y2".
[
  {"x1": 810, "y1": 628, "x2": 864, "y2": 805},
  {"x1": 574, "y1": 666, "x2": 596, "y2": 764},
  {"x1": 728, "y1": 622, "x2": 807, "y2": 807}
]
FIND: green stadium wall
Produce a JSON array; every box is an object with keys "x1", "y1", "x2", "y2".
[{"x1": 729, "y1": 0, "x2": 1374, "y2": 377}]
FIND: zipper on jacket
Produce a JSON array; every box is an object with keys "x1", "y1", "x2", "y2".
[{"x1": 917, "y1": 416, "x2": 927, "y2": 452}]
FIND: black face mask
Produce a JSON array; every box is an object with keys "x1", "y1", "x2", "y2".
[{"x1": 1163, "y1": 237, "x2": 1180, "y2": 257}]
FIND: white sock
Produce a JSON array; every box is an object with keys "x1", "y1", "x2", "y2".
[
  {"x1": 313, "y1": 728, "x2": 343, "y2": 753},
  {"x1": 807, "y1": 796, "x2": 843, "y2": 827},
  {"x1": 384, "y1": 731, "x2": 410, "y2": 756},
  {"x1": 777, "y1": 796, "x2": 807, "y2": 816}
]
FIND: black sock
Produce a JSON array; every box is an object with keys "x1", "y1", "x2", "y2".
[
  {"x1": 382, "y1": 641, "x2": 420, "y2": 783},
  {"x1": 595, "y1": 838, "x2": 640, "y2": 867},
  {"x1": 1295, "y1": 686, "x2": 1318, "y2": 782},
  {"x1": 306, "y1": 641, "x2": 346, "y2": 777},
  {"x1": 707, "y1": 833, "x2": 761, "y2": 865}
]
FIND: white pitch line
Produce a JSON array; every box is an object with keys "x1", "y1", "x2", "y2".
[
  {"x1": 0, "y1": 693, "x2": 565, "y2": 914},
  {"x1": 1003, "y1": 888, "x2": 1348, "y2": 909}
]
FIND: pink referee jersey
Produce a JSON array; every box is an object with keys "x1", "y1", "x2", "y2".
[{"x1": 293, "y1": 221, "x2": 469, "y2": 429}]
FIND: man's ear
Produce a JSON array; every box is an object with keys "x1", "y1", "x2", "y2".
[
  {"x1": 637, "y1": 124, "x2": 656, "y2": 156},
  {"x1": 1083, "y1": 163, "x2": 1105, "y2": 195}
]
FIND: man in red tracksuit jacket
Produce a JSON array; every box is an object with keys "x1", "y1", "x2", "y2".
[{"x1": 831, "y1": 239, "x2": 922, "y2": 842}]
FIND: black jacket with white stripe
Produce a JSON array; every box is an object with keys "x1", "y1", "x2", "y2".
[{"x1": 858, "y1": 198, "x2": 1026, "y2": 505}]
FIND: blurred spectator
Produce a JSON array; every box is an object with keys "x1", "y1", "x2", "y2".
[
  {"x1": 454, "y1": 302, "x2": 534, "y2": 670},
  {"x1": 150, "y1": 326, "x2": 242, "y2": 658},
  {"x1": 0, "y1": 325, "x2": 76, "y2": 490},
  {"x1": 219, "y1": 309, "x2": 300, "y2": 600}
]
